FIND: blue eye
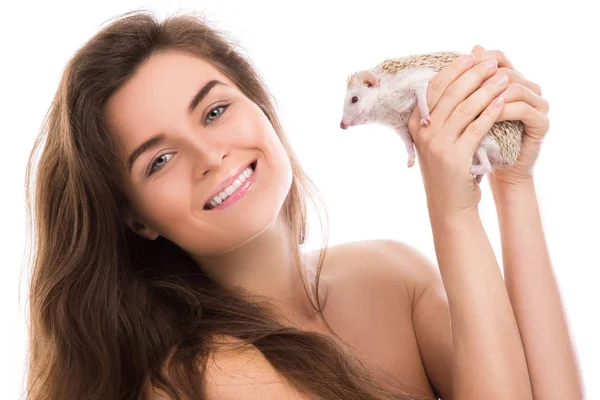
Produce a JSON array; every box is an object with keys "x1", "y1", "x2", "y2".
[
  {"x1": 144, "y1": 103, "x2": 229, "y2": 178},
  {"x1": 205, "y1": 103, "x2": 229, "y2": 124},
  {"x1": 147, "y1": 153, "x2": 173, "y2": 177}
]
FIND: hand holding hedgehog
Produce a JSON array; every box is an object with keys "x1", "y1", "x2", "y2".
[
  {"x1": 469, "y1": 45, "x2": 550, "y2": 186},
  {"x1": 383, "y1": 51, "x2": 510, "y2": 216},
  {"x1": 340, "y1": 48, "x2": 542, "y2": 184}
]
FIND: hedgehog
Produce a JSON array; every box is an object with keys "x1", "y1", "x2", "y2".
[{"x1": 339, "y1": 51, "x2": 524, "y2": 183}]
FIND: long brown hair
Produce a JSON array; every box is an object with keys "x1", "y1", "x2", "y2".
[{"x1": 23, "y1": 9, "x2": 417, "y2": 400}]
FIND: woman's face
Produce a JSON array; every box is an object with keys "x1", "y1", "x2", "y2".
[{"x1": 105, "y1": 50, "x2": 293, "y2": 256}]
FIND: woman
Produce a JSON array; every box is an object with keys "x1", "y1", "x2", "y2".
[{"x1": 24, "y1": 10, "x2": 582, "y2": 400}]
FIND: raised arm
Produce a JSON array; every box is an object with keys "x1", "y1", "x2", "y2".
[
  {"x1": 430, "y1": 210, "x2": 534, "y2": 398},
  {"x1": 489, "y1": 178, "x2": 584, "y2": 398},
  {"x1": 466, "y1": 44, "x2": 584, "y2": 398},
  {"x1": 406, "y1": 52, "x2": 535, "y2": 399}
]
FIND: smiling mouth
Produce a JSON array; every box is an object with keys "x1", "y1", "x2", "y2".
[{"x1": 203, "y1": 160, "x2": 257, "y2": 210}]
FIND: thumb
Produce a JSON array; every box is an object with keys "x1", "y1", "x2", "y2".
[{"x1": 471, "y1": 44, "x2": 485, "y2": 53}]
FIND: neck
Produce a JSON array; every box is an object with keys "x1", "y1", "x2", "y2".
[{"x1": 191, "y1": 215, "x2": 319, "y2": 323}]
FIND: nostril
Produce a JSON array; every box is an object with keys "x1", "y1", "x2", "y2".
[{"x1": 340, "y1": 121, "x2": 347, "y2": 129}]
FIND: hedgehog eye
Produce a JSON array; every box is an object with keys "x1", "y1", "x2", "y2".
[{"x1": 351, "y1": 96, "x2": 358, "y2": 104}]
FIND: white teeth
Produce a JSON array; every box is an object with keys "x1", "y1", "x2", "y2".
[{"x1": 208, "y1": 165, "x2": 254, "y2": 208}]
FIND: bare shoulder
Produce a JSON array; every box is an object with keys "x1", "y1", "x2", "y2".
[
  {"x1": 316, "y1": 239, "x2": 452, "y2": 399},
  {"x1": 145, "y1": 336, "x2": 313, "y2": 400},
  {"x1": 316, "y1": 239, "x2": 440, "y2": 305}
]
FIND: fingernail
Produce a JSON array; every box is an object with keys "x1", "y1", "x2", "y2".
[
  {"x1": 462, "y1": 54, "x2": 474, "y2": 64},
  {"x1": 495, "y1": 74, "x2": 508, "y2": 85},
  {"x1": 493, "y1": 96, "x2": 504, "y2": 107},
  {"x1": 484, "y1": 59, "x2": 498, "y2": 69}
]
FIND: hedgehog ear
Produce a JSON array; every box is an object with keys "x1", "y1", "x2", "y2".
[{"x1": 356, "y1": 70, "x2": 379, "y2": 88}]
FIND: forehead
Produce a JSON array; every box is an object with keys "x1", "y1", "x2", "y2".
[{"x1": 104, "y1": 50, "x2": 235, "y2": 154}]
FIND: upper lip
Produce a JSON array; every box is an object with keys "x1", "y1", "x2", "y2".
[{"x1": 204, "y1": 160, "x2": 255, "y2": 206}]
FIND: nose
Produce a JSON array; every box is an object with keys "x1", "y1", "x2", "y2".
[
  {"x1": 340, "y1": 121, "x2": 347, "y2": 129},
  {"x1": 191, "y1": 139, "x2": 227, "y2": 179}
]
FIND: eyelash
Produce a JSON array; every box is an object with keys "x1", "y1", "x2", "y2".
[{"x1": 145, "y1": 103, "x2": 230, "y2": 177}]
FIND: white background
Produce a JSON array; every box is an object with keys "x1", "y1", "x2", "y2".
[{"x1": 1, "y1": 1, "x2": 598, "y2": 398}]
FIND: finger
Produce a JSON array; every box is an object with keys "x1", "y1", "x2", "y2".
[
  {"x1": 472, "y1": 50, "x2": 543, "y2": 96},
  {"x1": 445, "y1": 72, "x2": 509, "y2": 143},
  {"x1": 496, "y1": 101, "x2": 550, "y2": 139},
  {"x1": 458, "y1": 95, "x2": 506, "y2": 156},
  {"x1": 407, "y1": 107, "x2": 423, "y2": 142},
  {"x1": 482, "y1": 68, "x2": 542, "y2": 96},
  {"x1": 431, "y1": 59, "x2": 501, "y2": 127},
  {"x1": 424, "y1": 53, "x2": 476, "y2": 113},
  {"x1": 470, "y1": 49, "x2": 516, "y2": 70},
  {"x1": 498, "y1": 83, "x2": 549, "y2": 114}
]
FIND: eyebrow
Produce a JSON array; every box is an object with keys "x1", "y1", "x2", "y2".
[{"x1": 127, "y1": 79, "x2": 225, "y2": 175}]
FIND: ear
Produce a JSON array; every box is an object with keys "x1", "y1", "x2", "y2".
[
  {"x1": 356, "y1": 70, "x2": 379, "y2": 88},
  {"x1": 124, "y1": 209, "x2": 159, "y2": 240}
]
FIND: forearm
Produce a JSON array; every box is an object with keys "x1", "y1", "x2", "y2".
[
  {"x1": 489, "y1": 177, "x2": 584, "y2": 399},
  {"x1": 429, "y1": 210, "x2": 532, "y2": 399}
]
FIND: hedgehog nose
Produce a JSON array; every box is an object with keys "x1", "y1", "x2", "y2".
[{"x1": 340, "y1": 121, "x2": 347, "y2": 129}]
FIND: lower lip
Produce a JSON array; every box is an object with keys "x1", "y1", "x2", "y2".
[{"x1": 207, "y1": 162, "x2": 258, "y2": 211}]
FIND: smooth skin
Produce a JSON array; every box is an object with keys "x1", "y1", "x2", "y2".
[
  {"x1": 475, "y1": 45, "x2": 583, "y2": 400},
  {"x1": 405, "y1": 50, "x2": 534, "y2": 399},
  {"x1": 134, "y1": 47, "x2": 582, "y2": 399},
  {"x1": 406, "y1": 46, "x2": 582, "y2": 399}
]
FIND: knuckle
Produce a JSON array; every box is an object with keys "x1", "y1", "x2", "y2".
[
  {"x1": 508, "y1": 82, "x2": 523, "y2": 97},
  {"x1": 510, "y1": 68, "x2": 524, "y2": 80},
  {"x1": 484, "y1": 105, "x2": 498, "y2": 118},
  {"x1": 543, "y1": 99, "x2": 550, "y2": 113},
  {"x1": 468, "y1": 121, "x2": 483, "y2": 137},
  {"x1": 444, "y1": 84, "x2": 458, "y2": 99},
  {"x1": 429, "y1": 79, "x2": 445, "y2": 94},
  {"x1": 457, "y1": 100, "x2": 470, "y2": 116},
  {"x1": 498, "y1": 67, "x2": 514, "y2": 79},
  {"x1": 529, "y1": 104, "x2": 539, "y2": 119},
  {"x1": 495, "y1": 50, "x2": 506, "y2": 61}
]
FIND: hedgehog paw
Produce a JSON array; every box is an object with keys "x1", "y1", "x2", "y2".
[{"x1": 420, "y1": 115, "x2": 431, "y2": 126}]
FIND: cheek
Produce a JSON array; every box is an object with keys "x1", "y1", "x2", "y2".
[
  {"x1": 134, "y1": 175, "x2": 191, "y2": 227},
  {"x1": 226, "y1": 107, "x2": 285, "y2": 157}
]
